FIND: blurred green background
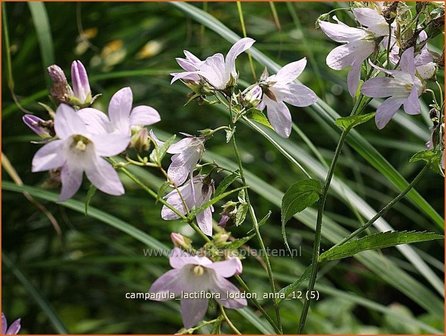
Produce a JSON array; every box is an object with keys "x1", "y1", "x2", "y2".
[{"x1": 2, "y1": 2, "x2": 444, "y2": 334}]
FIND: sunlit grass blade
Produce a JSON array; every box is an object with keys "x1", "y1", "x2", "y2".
[{"x1": 28, "y1": 2, "x2": 54, "y2": 76}]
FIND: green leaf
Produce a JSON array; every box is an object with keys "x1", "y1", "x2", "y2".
[
  {"x1": 281, "y1": 179, "x2": 322, "y2": 253},
  {"x1": 335, "y1": 112, "x2": 376, "y2": 131},
  {"x1": 149, "y1": 134, "x2": 176, "y2": 165},
  {"x1": 235, "y1": 202, "x2": 248, "y2": 226},
  {"x1": 319, "y1": 231, "x2": 443, "y2": 262},
  {"x1": 247, "y1": 109, "x2": 273, "y2": 129},
  {"x1": 410, "y1": 149, "x2": 442, "y2": 165},
  {"x1": 84, "y1": 184, "x2": 97, "y2": 215},
  {"x1": 215, "y1": 172, "x2": 239, "y2": 197},
  {"x1": 281, "y1": 179, "x2": 322, "y2": 225},
  {"x1": 225, "y1": 233, "x2": 256, "y2": 250}
]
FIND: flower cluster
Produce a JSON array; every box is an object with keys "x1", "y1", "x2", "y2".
[
  {"x1": 319, "y1": 2, "x2": 443, "y2": 131},
  {"x1": 24, "y1": 61, "x2": 160, "y2": 201}
]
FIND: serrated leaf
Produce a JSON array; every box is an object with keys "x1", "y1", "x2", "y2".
[
  {"x1": 235, "y1": 202, "x2": 248, "y2": 226},
  {"x1": 215, "y1": 172, "x2": 239, "y2": 197},
  {"x1": 84, "y1": 184, "x2": 97, "y2": 215},
  {"x1": 247, "y1": 109, "x2": 273, "y2": 129},
  {"x1": 335, "y1": 112, "x2": 376, "y2": 131},
  {"x1": 319, "y1": 231, "x2": 443, "y2": 262},
  {"x1": 282, "y1": 179, "x2": 322, "y2": 253},
  {"x1": 149, "y1": 134, "x2": 176, "y2": 165},
  {"x1": 281, "y1": 179, "x2": 322, "y2": 225}
]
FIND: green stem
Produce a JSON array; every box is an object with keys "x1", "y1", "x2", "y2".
[
  {"x1": 334, "y1": 164, "x2": 430, "y2": 247},
  {"x1": 297, "y1": 94, "x2": 368, "y2": 333},
  {"x1": 297, "y1": 128, "x2": 350, "y2": 333},
  {"x1": 228, "y1": 102, "x2": 283, "y2": 333},
  {"x1": 220, "y1": 305, "x2": 242, "y2": 335},
  {"x1": 116, "y1": 163, "x2": 211, "y2": 243},
  {"x1": 234, "y1": 275, "x2": 282, "y2": 334}
]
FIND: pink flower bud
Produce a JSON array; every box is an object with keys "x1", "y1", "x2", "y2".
[
  {"x1": 170, "y1": 232, "x2": 192, "y2": 250},
  {"x1": 22, "y1": 115, "x2": 52, "y2": 138},
  {"x1": 48, "y1": 65, "x2": 72, "y2": 103},
  {"x1": 71, "y1": 60, "x2": 91, "y2": 105}
]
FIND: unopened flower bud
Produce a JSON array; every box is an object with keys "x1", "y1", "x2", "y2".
[
  {"x1": 242, "y1": 85, "x2": 263, "y2": 108},
  {"x1": 71, "y1": 60, "x2": 92, "y2": 106},
  {"x1": 22, "y1": 115, "x2": 53, "y2": 138},
  {"x1": 130, "y1": 127, "x2": 150, "y2": 152},
  {"x1": 170, "y1": 232, "x2": 192, "y2": 250},
  {"x1": 213, "y1": 232, "x2": 230, "y2": 246},
  {"x1": 48, "y1": 65, "x2": 73, "y2": 104}
]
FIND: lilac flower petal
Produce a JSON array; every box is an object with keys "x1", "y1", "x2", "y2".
[
  {"x1": 319, "y1": 20, "x2": 367, "y2": 43},
  {"x1": 403, "y1": 87, "x2": 421, "y2": 115},
  {"x1": 108, "y1": 87, "x2": 133, "y2": 131},
  {"x1": 71, "y1": 60, "x2": 91, "y2": 103},
  {"x1": 416, "y1": 62, "x2": 436, "y2": 79},
  {"x1": 415, "y1": 47, "x2": 434, "y2": 66},
  {"x1": 326, "y1": 39, "x2": 375, "y2": 70},
  {"x1": 198, "y1": 53, "x2": 227, "y2": 89},
  {"x1": 167, "y1": 138, "x2": 196, "y2": 154},
  {"x1": 85, "y1": 157, "x2": 124, "y2": 196},
  {"x1": 264, "y1": 98, "x2": 292, "y2": 138},
  {"x1": 225, "y1": 37, "x2": 255, "y2": 77},
  {"x1": 281, "y1": 83, "x2": 318, "y2": 107},
  {"x1": 129, "y1": 106, "x2": 161, "y2": 127},
  {"x1": 59, "y1": 165, "x2": 83, "y2": 201},
  {"x1": 347, "y1": 62, "x2": 361, "y2": 97},
  {"x1": 176, "y1": 58, "x2": 198, "y2": 72},
  {"x1": 55, "y1": 104, "x2": 88, "y2": 139},
  {"x1": 32, "y1": 140, "x2": 64, "y2": 172},
  {"x1": 352, "y1": 8, "x2": 388, "y2": 36},
  {"x1": 6, "y1": 319, "x2": 21, "y2": 335},
  {"x1": 77, "y1": 108, "x2": 111, "y2": 134},
  {"x1": 213, "y1": 275, "x2": 247, "y2": 309},
  {"x1": 274, "y1": 58, "x2": 307, "y2": 84},
  {"x1": 2, "y1": 313, "x2": 7, "y2": 335},
  {"x1": 181, "y1": 298, "x2": 209, "y2": 328},
  {"x1": 375, "y1": 97, "x2": 405, "y2": 129},
  {"x1": 208, "y1": 258, "x2": 242, "y2": 278},
  {"x1": 184, "y1": 50, "x2": 201, "y2": 63},
  {"x1": 168, "y1": 150, "x2": 201, "y2": 186},
  {"x1": 170, "y1": 248, "x2": 213, "y2": 269},
  {"x1": 90, "y1": 133, "x2": 130, "y2": 157},
  {"x1": 161, "y1": 190, "x2": 186, "y2": 220},
  {"x1": 170, "y1": 71, "x2": 201, "y2": 84},
  {"x1": 149, "y1": 268, "x2": 183, "y2": 300},
  {"x1": 361, "y1": 77, "x2": 406, "y2": 98},
  {"x1": 196, "y1": 207, "x2": 213, "y2": 236},
  {"x1": 400, "y1": 47, "x2": 416, "y2": 77}
]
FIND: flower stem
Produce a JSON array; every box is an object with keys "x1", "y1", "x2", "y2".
[
  {"x1": 234, "y1": 275, "x2": 282, "y2": 334},
  {"x1": 297, "y1": 127, "x2": 350, "y2": 333},
  {"x1": 115, "y1": 163, "x2": 211, "y2": 243},
  {"x1": 334, "y1": 164, "x2": 430, "y2": 247},
  {"x1": 228, "y1": 103, "x2": 283, "y2": 333},
  {"x1": 297, "y1": 93, "x2": 369, "y2": 333},
  {"x1": 220, "y1": 305, "x2": 242, "y2": 335}
]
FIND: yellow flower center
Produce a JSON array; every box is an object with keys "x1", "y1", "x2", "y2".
[
  {"x1": 71, "y1": 135, "x2": 90, "y2": 152},
  {"x1": 193, "y1": 265, "x2": 205, "y2": 276}
]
